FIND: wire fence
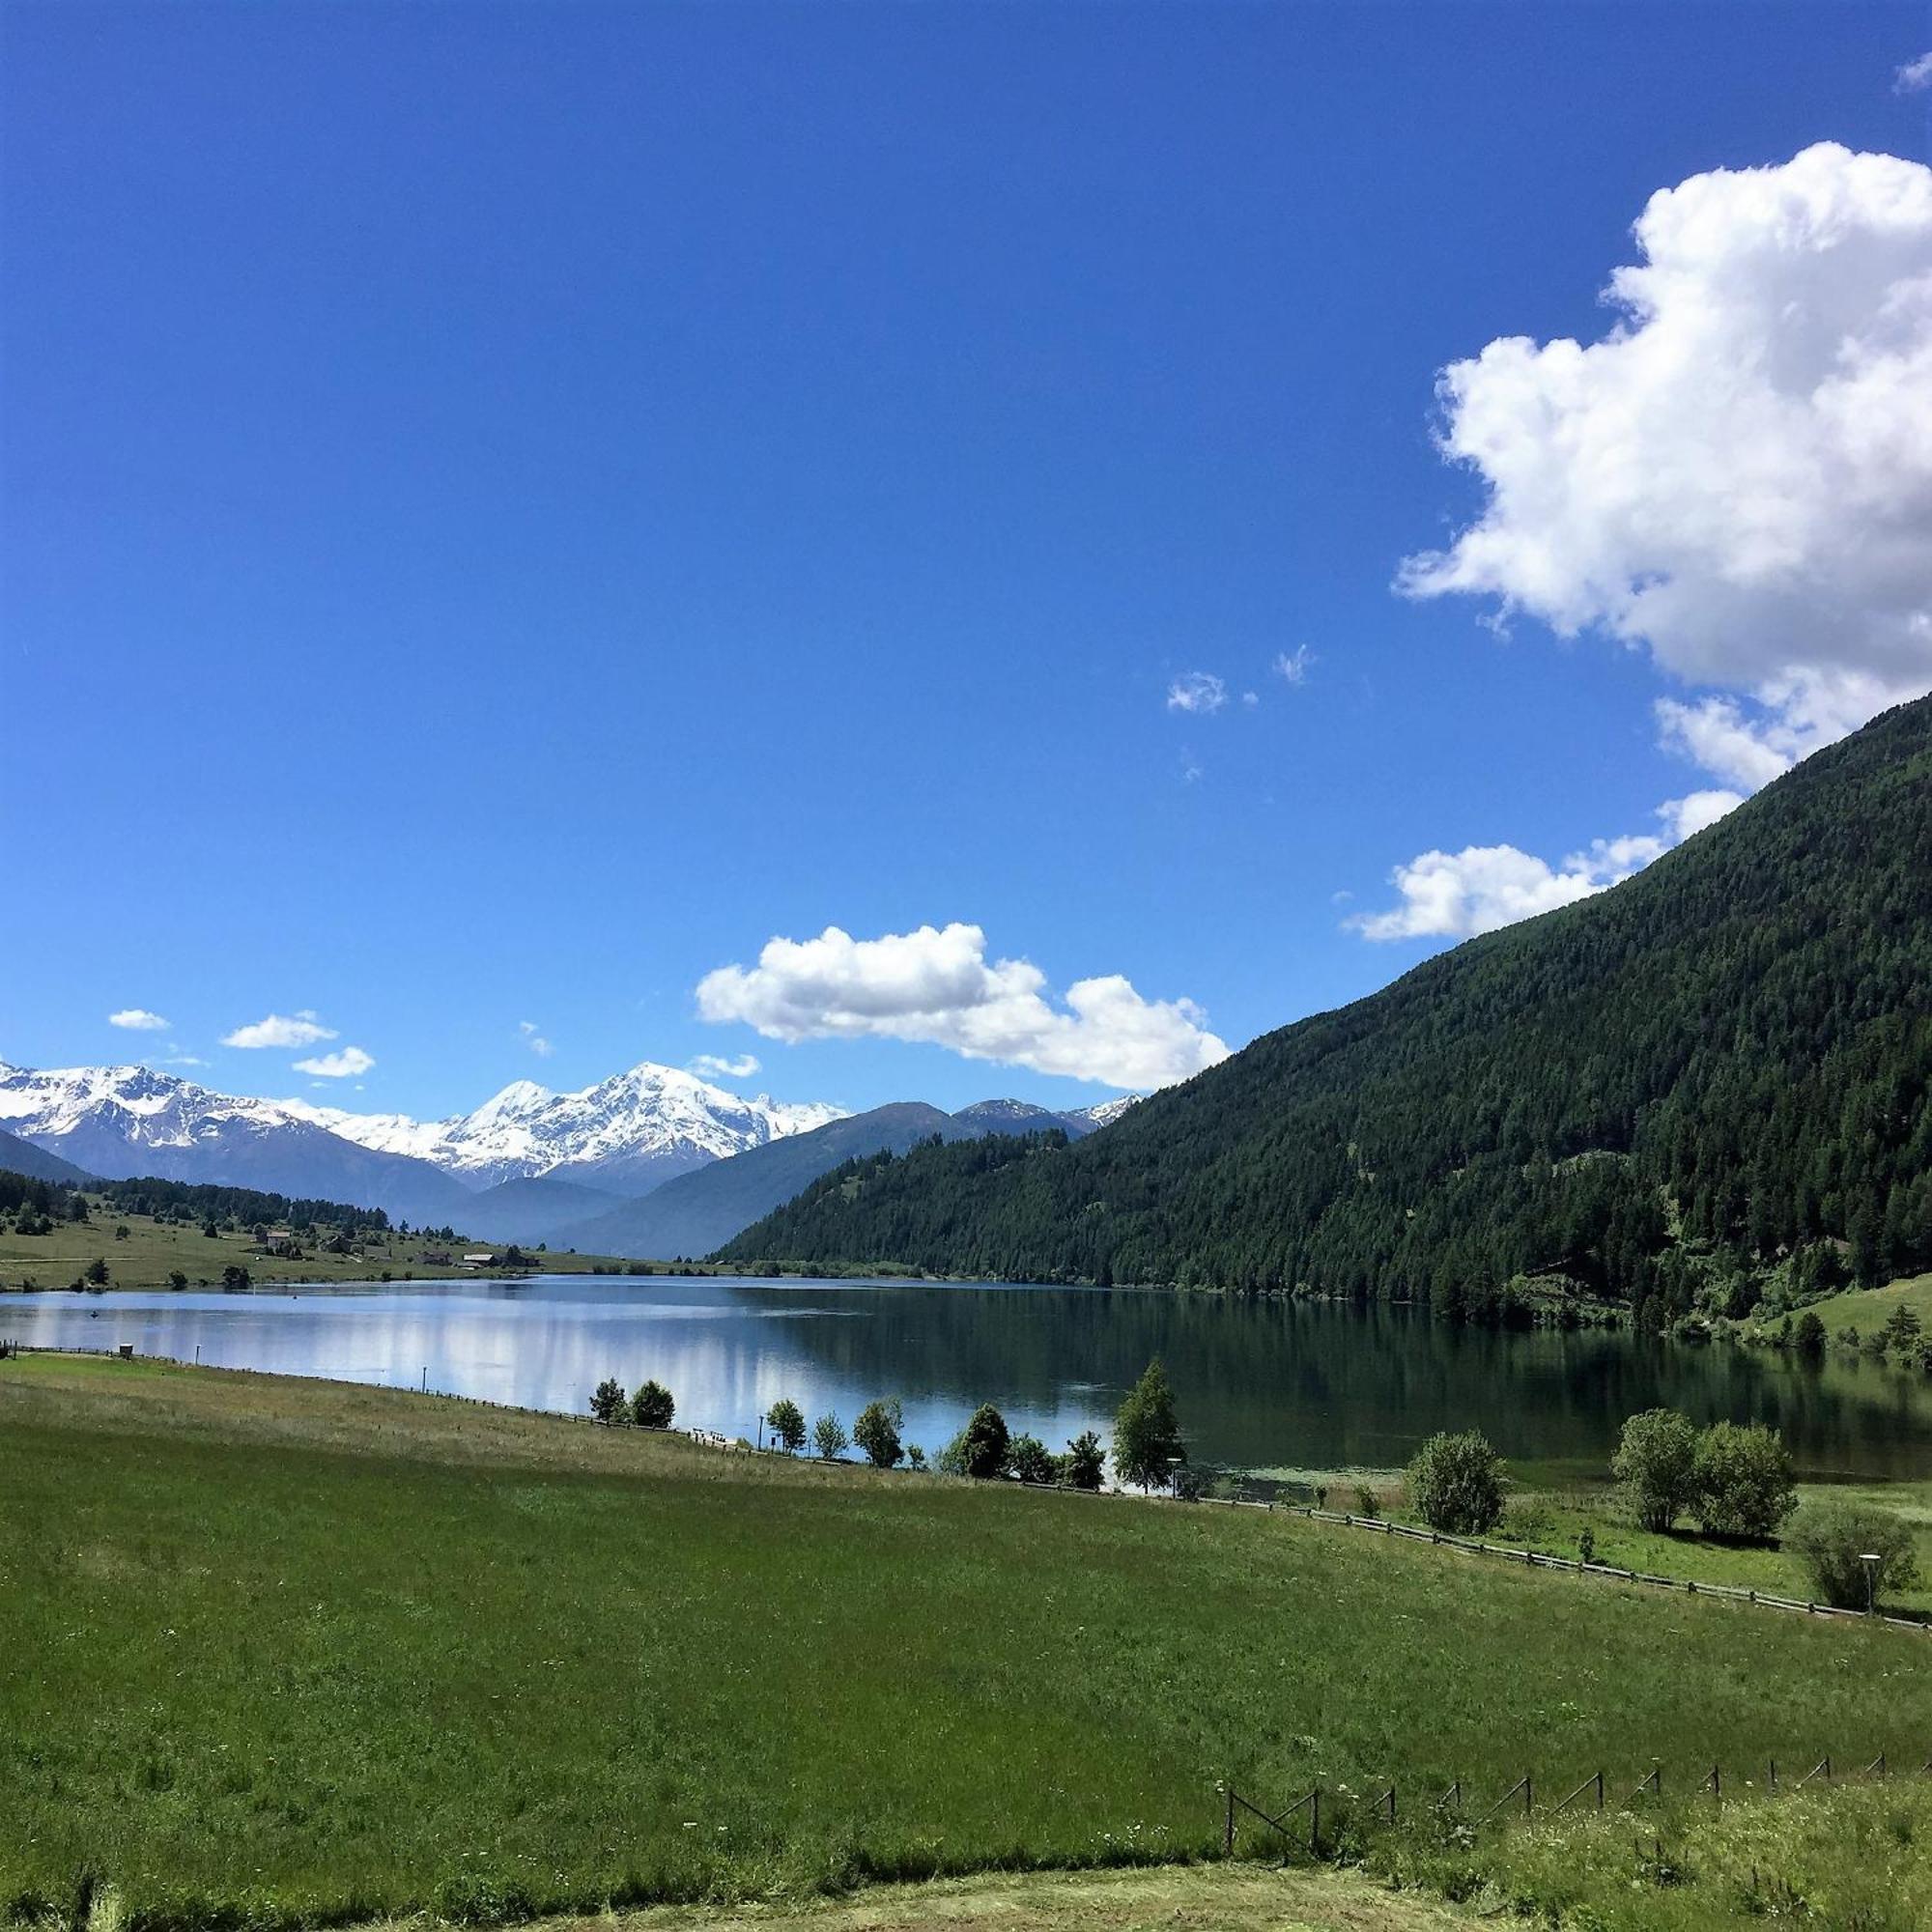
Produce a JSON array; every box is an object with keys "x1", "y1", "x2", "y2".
[
  {"x1": 1222, "y1": 1750, "x2": 1921, "y2": 1857},
  {"x1": 1279, "y1": 1503, "x2": 1932, "y2": 1633}
]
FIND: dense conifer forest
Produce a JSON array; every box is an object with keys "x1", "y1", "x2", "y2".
[{"x1": 723, "y1": 696, "x2": 1932, "y2": 1325}]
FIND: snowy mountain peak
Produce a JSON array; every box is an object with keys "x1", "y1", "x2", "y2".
[
  {"x1": 0, "y1": 1062, "x2": 290, "y2": 1143},
  {"x1": 286, "y1": 1058, "x2": 846, "y2": 1191},
  {"x1": 1067, "y1": 1094, "x2": 1141, "y2": 1129}
]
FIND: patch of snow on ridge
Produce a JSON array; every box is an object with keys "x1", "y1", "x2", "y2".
[{"x1": 1068, "y1": 1094, "x2": 1142, "y2": 1128}]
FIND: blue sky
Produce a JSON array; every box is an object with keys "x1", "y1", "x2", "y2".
[{"x1": 6, "y1": 2, "x2": 1931, "y2": 1122}]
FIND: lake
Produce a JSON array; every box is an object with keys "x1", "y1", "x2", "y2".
[{"x1": 9, "y1": 1274, "x2": 1932, "y2": 1484}]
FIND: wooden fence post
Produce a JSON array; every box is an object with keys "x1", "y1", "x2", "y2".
[
  {"x1": 1224, "y1": 1784, "x2": 1235, "y2": 1855},
  {"x1": 1310, "y1": 1786, "x2": 1321, "y2": 1854}
]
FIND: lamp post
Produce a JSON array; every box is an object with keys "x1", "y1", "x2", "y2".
[{"x1": 1860, "y1": 1551, "x2": 1883, "y2": 1616}]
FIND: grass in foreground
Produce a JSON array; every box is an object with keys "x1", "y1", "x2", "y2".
[
  {"x1": 1378, "y1": 1776, "x2": 1932, "y2": 1930},
  {"x1": 7, "y1": 1358, "x2": 1932, "y2": 1930}
]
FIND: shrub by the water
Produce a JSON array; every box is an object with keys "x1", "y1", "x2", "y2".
[
  {"x1": 1064, "y1": 1430, "x2": 1105, "y2": 1491},
  {"x1": 1612, "y1": 1407, "x2": 1702, "y2": 1532},
  {"x1": 852, "y1": 1398, "x2": 904, "y2": 1469},
  {"x1": 812, "y1": 1412, "x2": 849, "y2": 1462},
  {"x1": 1405, "y1": 1430, "x2": 1506, "y2": 1534},
  {"x1": 765, "y1": 1397, "x2": 806, "y2": 1454},
  {"x1": 1787, "y1": 1499, "x2": 1923, "y2": 1609},
  {"x1": 1113, "y1": 1357, "x2": 1184, "y2": 1492},
  {"x1": 589, "y1": 1378, "x2": 627, "y2": 1424},
  {"x1": 1009, "y1": 1434, "x2": 1055, "y2": 1485},
  {"x1": 1691, "y1": 1420, "x2": 1796, "y2": 1541}
]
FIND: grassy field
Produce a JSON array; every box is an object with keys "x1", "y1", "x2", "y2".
[
  {"x1": 0, "y1": 1205, "x2": 672, "y2": 1292},
  {"x1": 1297, "y1": 1466, "x2": 1932, "y2": 1620},
  {"x1": 8, "y1": 1357, "x2": 1932, "y2": 1931},
  {"x1": 1759, "y1": 1268, "x2": 1932, "y2": 1342}
]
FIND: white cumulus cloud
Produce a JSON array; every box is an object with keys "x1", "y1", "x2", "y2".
[
  {"x1": 1399, "y1": 142, "x2": 1932, "y2": 783},
  {"x1": 1353, "y1": 786, "x2": 1747, "y2": 944},
  {"x1": 689, "y1": 1052, "x2": 762, "y2": 1081},
  {"x1": 1166, "y1": 671, "x2": 1228, "y2": 714},
  {"x1": 223, "y1": 1009, "x2": 337, "y2": 1050},
  {"x1": 292, "y1": 1046, "x2": 375, "y2": 1079},
  {"x1": 696, "y1": 923, "x2": 1228, "y2": 1090},
  {"x1": 1353, "y1": 843, "x2": 1632, "y2": 941},
  {"x1": 1657, "y1": 788, "x2": 1747, "y2": 841},
  {"x1": 108, "y1": 1009, "x2": 169, "y2": 1032}
]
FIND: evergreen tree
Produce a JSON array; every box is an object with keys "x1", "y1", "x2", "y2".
[{"x1": 630, "y1": 1379, "x2": 675, "y2": 1429}]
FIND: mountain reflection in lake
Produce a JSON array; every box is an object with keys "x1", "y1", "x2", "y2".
[{"x1": 9, "y1": 1276, "x2": 1932, "y2": 1483}]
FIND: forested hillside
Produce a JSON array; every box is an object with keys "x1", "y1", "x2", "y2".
[
  {"x1": 723, "y1": 696, "x2": 1932, "y2": 1324},
  {"x1": 0, "y1": 1129, "x2": 91, "y2": 1186}
]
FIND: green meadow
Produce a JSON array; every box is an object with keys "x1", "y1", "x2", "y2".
[
  {"x1": 7, "y1": 1356, "x2": 1932, "y2": 1930},
  {"x1": 0, "y1": 1206, "x2": 662, "y2": 1293}
]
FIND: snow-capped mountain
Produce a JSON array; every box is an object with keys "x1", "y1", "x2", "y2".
[
  {"x1": 0, "y1": 1061, "x2": 473, "y2": 1223},
  {"x1": 950, "y1": 1094, "x2": 1143, "y2": 1138},
  {"x1": 1066, "y1": 1094, "x2": 1141, "y2": 1130},
  {"x1": 283, "y1": 1061, "x2": 846, "y2": 1193}
]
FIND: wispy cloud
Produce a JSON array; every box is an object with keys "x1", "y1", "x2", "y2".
[
  {"x1": 519, "y1": 1020, "x2": 554, "y2": 1058},
  {"x1": 1896, "y1": 51, "x2": 1932, "y2": 93},
  {"x1": 1272, "y1": 645, "x2": 1315, "y2": 686},
  {"x1": 690, "y1": 1052, "x2": 762, "y2": 1080},
  {"x1": 223, "y1": 1009, "x2": 336, "y2": 1049},
  {"x1": 1165, "y1": 671, "x2": 1227, "y2": 714},
  {"x1": 292, "y1": 1045, "x2": 375, "y2": 1078},
  {"x1": 108, "y1": 1009, "x2": 169, "y2": 1032}
]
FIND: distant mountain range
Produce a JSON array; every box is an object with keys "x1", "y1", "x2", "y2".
[
  {"x1": 0, "y1": 1057, "x2": 1138, "y2": 1253},
  {"x1": 285, "y1": 1064, "x2": 844, "y2": 1193},
  {"x1": 569, "y1": 1095, "x2": 1136, "y2": 1260}
]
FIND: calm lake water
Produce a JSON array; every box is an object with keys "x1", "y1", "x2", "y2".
[{"x1": 9, "y1": 1275, "x2": 1932, "y2": 1484}]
